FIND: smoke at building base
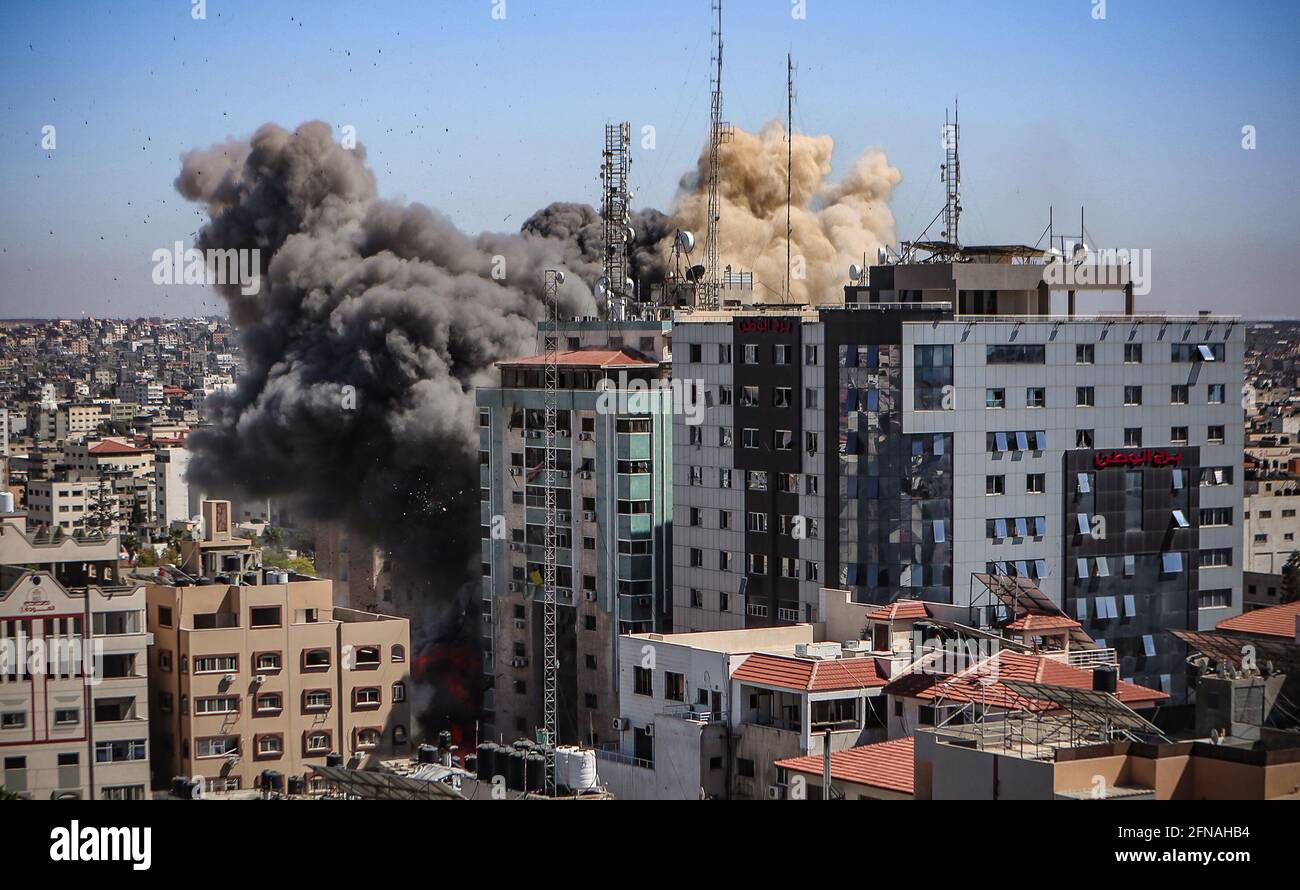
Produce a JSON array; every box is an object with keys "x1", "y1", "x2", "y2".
[{"x1": 175, "y1": 119, "x2": 897, "y2": 738}]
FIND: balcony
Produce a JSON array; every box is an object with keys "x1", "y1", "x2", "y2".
[
  {"x1": 661, "y1": 703, "x2": 726, "y2": 725},
  {"x1": 1041, "y1": 647, "x2": 1118, "y2": 668}
]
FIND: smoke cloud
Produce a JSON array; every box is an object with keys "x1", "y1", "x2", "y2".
[
  {"x1": 668, "y1": 120, "x2": 901, "y2": 304},
  {"x1": 175, "y1": 121, "x2": 669, "y2": 731},
  {"x1": 175, "y1": 117, "x2": 899, "y2": 734}
]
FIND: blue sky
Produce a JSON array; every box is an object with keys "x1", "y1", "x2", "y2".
[{"x1": 1, "y1": 0, "x2": 1297, "y2": 317}]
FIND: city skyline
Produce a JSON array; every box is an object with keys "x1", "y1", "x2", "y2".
[{"x1": 1, "y1": 0, "x2": 1298, "y2": 318}]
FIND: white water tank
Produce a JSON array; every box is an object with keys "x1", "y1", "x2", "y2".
[
  {"x1": 567, "y1": 747, "x2": 598, "y2": 794},
  {"x1": 0, "y1": 492, "x2": 14, "y2": 514}
]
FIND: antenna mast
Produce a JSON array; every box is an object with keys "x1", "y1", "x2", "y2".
[
  {"x1": 541, "y1": 268, "x2": 564, "y2": 794},
  {"x1": 785, "y1": 52, "x2": 794, "y2": 304},
  {"x1": 601, "y1": 122, "x2": 632, "y2": 321},
  {"x1": 702, "y1": 0, "x2": 731, "y2": 310},
  {"x1": 941, "y1": 103, "x2": 961, "y2": 250}
]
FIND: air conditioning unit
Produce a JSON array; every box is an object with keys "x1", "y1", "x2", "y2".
[
  {"x1": 253, "y1": 674, "x2": 267, "y2": 685},
  {"x1": 221, "y1": 674, "x2": 237, "y2": 684},
  {"x1": 513, "y1": 618, "x2": 526, "y2": 629},
  {"x1": 508, "y1": 542, "x2": 522, "y2": 551},
  {"x1": 584, "y1": 590, "x2": 597, "y2": 602},
  {"x1": 579, "y1": 471, "x2": 592, "y2": 480},
  {"x1": 766, "y1": 784, "x2": 785, "y2": 800},
  {"x1": 557, "y1": 511, "x2": 571, "y2": 523},
  {"x1": 508, "y1": 581, "x2": 521, "y2": 593},
  {"x1": 644, "y1": 723, "x2": 654, "y2": 738},
  {"x1": 578, "y1": 432, "x2": 592, "y2": 442},
  {"x1": 611, "y1": 717, "x2": 629, "y2": 731},
  {"x1": 510, "y1": 657, "x2": 529, "y2": 668},
  {"x1": 583, "y1": 511, "x2": 596, "y2": 522},
  {"x1": 509, "y1": 467, "x2": 522, "y2": 476}
]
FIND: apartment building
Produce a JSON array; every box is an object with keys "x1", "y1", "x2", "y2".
[
  {"x1": 476, "y1": 319, "x2": 673, "y2": 746},
  {"x1": 146, "y1": 566, "x2": 412, "y2": 794},
  {"x1": 670, "y1": 257, "x2": 1244, "y2": 702},
  {"x1": 0, "y1": 513, "x2": 151, "y2": 800},
  {"x1": 24, "y1": 475, "x2": 102, "y2": 534},
  {"x1": 1243, "y1": 479, "x2": 1300, "y2": 574}
]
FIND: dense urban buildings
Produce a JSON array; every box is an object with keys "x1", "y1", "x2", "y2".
[{"x1": 671, "y1": 257, "x2": 1245, "y2": 702}]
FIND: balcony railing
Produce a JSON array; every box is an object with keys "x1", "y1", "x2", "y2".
[
  {"x1": 594, "y1": 747, "x2": 653, "y2": 770},
  {"x1": 661, "y1": 703, "x2": 727, "y2": 724},
  {"x1": 1041, "y1": 647, "x2": 1118, "y2": 668}
]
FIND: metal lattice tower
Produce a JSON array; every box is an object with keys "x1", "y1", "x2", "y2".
[
  {"x1": 701, "y1": 0, "x2": 732, "y2": 310},
  {"x1": 941, "y1": 104, "x2": 961, "y2": 246},
  {"x1": 541, "y1": 268, "x2": 563, "y2": 794},
  {"x1": 601, "y1": 122, "x2": 632, "y2": 320}
]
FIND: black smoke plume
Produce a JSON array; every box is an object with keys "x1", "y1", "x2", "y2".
[{"x1": 175, "y1": 121, "x2": 666, "y2": 734}]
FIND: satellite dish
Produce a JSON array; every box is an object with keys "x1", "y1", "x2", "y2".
[
  {"x1": 625, "y1": 226, "x2": 636, "y2": 243},
  {"x1": 596, "y1": 276, "x2": 610, "y2": 290},
  {"x1": 686, "y1": 264, "x2": 706, "y2": 282},
  {"x1": 594, "y1": 283, "x2": 607, "y2": 297},
  {"x1": 624, "y1": 277, "x2": 634, "y2": 292},
  {"x1": 848, "y1": 264, "x2": 863, "y2": 282},
  {"x1": 676, "y1": 231, "x2": 696, "y2": 253},
  {"x1": 553, "y1": 270, "x2": 566, "y2": 285}
]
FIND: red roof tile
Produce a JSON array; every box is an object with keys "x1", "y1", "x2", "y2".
[
  {"x1": 732, "y1": 652, "x2": 886, "y2": 692},
  {"x1": 866, "y1": 600, "x2": 932, "y2": 621},
  {"x1": 1217, "y1": 601, "x2": 1300, "y2": 639},
  {"x1": 88, "y1": 439, "x2": 151, "y2": 455},
  {"x1": 882, "y1": 650, "x2": 1167, "y2": 709},
  {"x1": 776, "y1": 737, "x2": 915, "y2": 795},
  {"x1": 497, "y1": 348, "x2": 657, "y2": 369},
  {"x1": 1004, "y1": 613, "x2": 1081, "y2": 632}
]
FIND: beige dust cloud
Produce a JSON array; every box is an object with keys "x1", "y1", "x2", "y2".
[{"x1": 667, "y1": 120, "x2": 902, "y2": 305}]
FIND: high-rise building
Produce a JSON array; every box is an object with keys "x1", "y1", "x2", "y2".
[
  {"x1": 0, "y1": 511, "x2": 152, "y2": 800},
  {"x1": 476, "y1": 319, "x2": 673, "y2": 745},
  {"x1": 671, "y1": 256, "x2": 1244, "y2": 701}
]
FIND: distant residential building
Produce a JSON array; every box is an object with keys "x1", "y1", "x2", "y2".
[{"x1": 0, "y1": 513, "x2": 151, "y2": 800}]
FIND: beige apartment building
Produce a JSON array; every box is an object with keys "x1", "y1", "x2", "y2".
[
  {"x1": 0, "y1": 513, "x2": 152, "y2": 800},
  {"x1": 146, "y1": 564, "x2": 412, "y2": 793}
]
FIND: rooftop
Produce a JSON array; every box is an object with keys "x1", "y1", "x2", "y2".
[
  {"x1": 732, "y1": 651, "x2": 886, "y2": 692},
  {"x1": 776, "y1": 737, "x2": 915, "y2": 795},
  {"x1": 496, "y1": 348, "x2": 658, "y2": 370},
  {"x1": 883, "y1": 650, "x2": 1167, "y2": 710},
  {"x1": 1217, "y1": 601, "x2": 1300, "y2": 640}
]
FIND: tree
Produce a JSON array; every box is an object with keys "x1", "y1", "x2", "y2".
[{"x1": 1282, "y1": 551, "x2": 1300, "y2": 604}]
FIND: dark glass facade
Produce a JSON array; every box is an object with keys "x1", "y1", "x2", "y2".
[
  {"x1": 1063, "y1": 447, "x2": 1200, "y2": 702},
  {"x1": 837, "y1": 342, "x2": 953, "y2": 604}
]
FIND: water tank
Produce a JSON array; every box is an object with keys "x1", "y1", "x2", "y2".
[
  {"x1": 325, "y1": 751, "x2": 343, "y2": 768},
  {"x1": 506, "y1": 748, "x2": 526, "y2": 791},
  {"x1": 1093, "y1": 666, "x2": 1118, "y2": 694},
  {"x1": 0, "y1": 492, "x2": 14, "y2": 513},
  {"x1": 476, "y1": 742, "x2": 498, "y2": 781},
  {"x1": 463, "y1": 753, "x2": 477, "y2": 775},
  {"x1": 568, "y1": 748, "x2": 598, "y2": 793},
  {"x1": 553, "y1": 746, "x2": 573, "y2": 793},
  {"x1": 260, "y1": 770, "x2": 283, "y2": 792},
  {"x1": 242, "y1": 572, "x2": 259, "y2": 585},
  {"x1": 525, "y1": 752, "x2": 546, "y2": 793},
  {"x1": 416, "y1": 744, "x2": 437, "y2": 764},
  {"x1": 287, "y1": 775, "x2": 305, "y2": 795}
]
